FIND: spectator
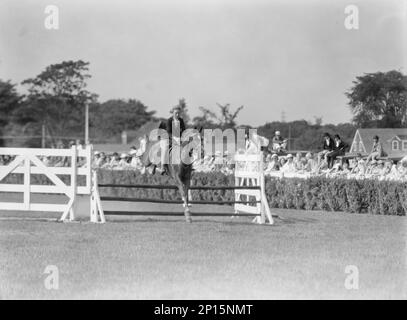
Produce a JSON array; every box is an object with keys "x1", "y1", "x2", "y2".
[
  {"x1": 92, "y1": 151, "x2": 101, "y2": 168},
  {"x1": 293, "y1": 152, "x2": 303, "y2": 171},
  {"x1": 326, "y1": 134, "x2": 348, "y2": 169},
  {"x1": 265, "y1": 154, "x2": 280, "y2": 173},
  {"x1": 109, "y1": 152, "x2": 120, "y2": 167},
  {"x1": 366, "y1": 135, "x2": 385, "y2": 163},
  {"x1": 279, "y1": 157, "x2": 287, "y2": 168},
  {"x1": 317, "y1": 133, "x2": 334, "y2": 166},
  {"x1": 304, "y1": 152, "x2": 318, "y2": 172},
  {"x1": 341, "y1": 162, "x2": 351, "y2": 176},
  {"x1": 271, "y1": 131, "x2": 287, "y2": 153},
  {"x1": 118, "y1": 153, "x2": 130, "y2": 169},
  {"x1": 281, "y1": 154, "x2": 295, "y2": 173},
  {"x1": 96, "y1": 152, "x2": 107, "y2": 167}
]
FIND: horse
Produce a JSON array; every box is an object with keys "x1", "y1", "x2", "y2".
[{"x1": 140, "y1": 128, "x2": 202, "y2": 222}]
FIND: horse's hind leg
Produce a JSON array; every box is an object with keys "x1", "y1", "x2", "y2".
[
  {"x1": 181, "y1": 186, "x2": 192, "y2": 223},
  {"x1": 187, "y1": 189, "x2": 192, "y2": 207},
  {"x1": 175, "y1": 180, "x2": 192, "y2": 223},
  {"x1": 184, "y1": 206, "x2": 192, "y2": 223}
]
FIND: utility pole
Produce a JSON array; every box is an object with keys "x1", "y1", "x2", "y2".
[
  {"x1": 41, "y1": 122, "x2": 46, "y2": 148},
  {"x1": 288, "y1": 124, "x2": 291, "y2": 151},
  {"x1": 85, "y1": 103, "x2": 89, "y2": 145}
]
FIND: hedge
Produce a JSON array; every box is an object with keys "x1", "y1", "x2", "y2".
[
  {"x1": 96, "y1": 170, "x2": 406, "y2": 216},
  {"x1": 1, "y1": 170, "x2": 406, "y2": 216}
]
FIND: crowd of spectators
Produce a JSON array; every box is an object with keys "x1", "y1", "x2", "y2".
[
  {"x1": 90, "y1": 147, "x2": 407, "y2": 182},
  {"x1": 1, "y1": 136, "x2": 406, "y2": 181},
  {"x1": 262, "y1": 151, "x2": 407, "y2": 181}
]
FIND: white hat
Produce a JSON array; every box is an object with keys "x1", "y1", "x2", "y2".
[
  {"x1": 401, "y1": 156, "x2": 407, "y2": 163},
  {"x1": 287, "y1": 154, "x2": 293, "y2": 158},
  {"x1": 129, "y1": 149, "x2": 138, "y2": 156},
  {"x1": 275, "y1": 131, "x2": 281, "y2": 135},
  {"x1": 271, "y1": 154, "x2": 278, "y2": 158},
  {"x1": 120, "y1": 153, "x2": 128, "y2": 158},
  {"x1": 94, "y1": 151, "x2": 100, "y2": 155}
]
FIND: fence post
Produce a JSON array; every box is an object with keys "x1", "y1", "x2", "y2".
[{"x1": 69, "y1": 145, "x2": 77, "y2": 221}]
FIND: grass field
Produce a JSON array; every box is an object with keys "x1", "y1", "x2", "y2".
[{"x1": 0, "y1": 200, "x2": 406, "y2": 300}]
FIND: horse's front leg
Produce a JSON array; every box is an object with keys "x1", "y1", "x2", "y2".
[
  {"x1": 177, "y1": 184, "x2": 192, "y2": 223},
  {"x1": 187, "y1": 189, "x2": 192, "y2": 207},
  {"x1": 183, "y1": 187, "x2": 192, "y2": 223}
]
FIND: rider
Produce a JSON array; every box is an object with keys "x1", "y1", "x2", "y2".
[{"x1": 160, "y1": 105, "x2": 186, "y2": 175}]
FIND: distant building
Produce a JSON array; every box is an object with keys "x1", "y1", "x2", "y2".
[{"x1": 349, "y1": 128, "x2": 407, "y2": 160}]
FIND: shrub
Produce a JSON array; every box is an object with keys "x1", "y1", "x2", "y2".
[{"x1": 95, "y1": 170, "x2": 406, "y2": 216}]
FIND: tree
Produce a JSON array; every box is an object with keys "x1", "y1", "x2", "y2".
[
  {"x1": 0, "y1": 80, "x2": 22, "y2": 146},
  {"x1": 13, "y1": 60, "x2": 98, "y2": 143},
  {"x1": 346, "y1": 70, "x2": 407, "y2": 128},
  {"x1": 90, "y1": 99, "x2": 156, "y2": 139},
  {"x1": 192, "y1": 103, "x2": 243, "y2": 129},
  {"x1": 172, "y1": 98, "x2": 191, "y2": 124},
  {"x1": 192, "y1": 106, "x2": 217, "y2": 129}
]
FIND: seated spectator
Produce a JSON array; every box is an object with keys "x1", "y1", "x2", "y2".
[
  {"x1": 92, "y1": 151, "x2": 101, "y2": 168},
  {"x1": 326, "y1": 134, "x2": 348, "y2": 169},
  {"x1": 281, "y1": 154, "x2": 295, "y2": 173},
  {"x1": 96, "y1": 152, "x2": 107, "y2": 167},
  {"x1": 398, "y1": 157, "x2": 407, "y2": 179},
  {"x1": 304, "y1": 152, "x2": 318, "y2": 172},
  {"x1": 327, "y1": 161, "x2": 342, "y2": 177},
  {"x1": 299, "y1": 157, "x2": 308, "y2": 171},
  {"x1": 118, "y1": 153, "x2": 130, "y2": 168},
  {"x1": 341, "y1": 162, "x2": 351, "y2": 176},
  {"x1": 381, "y1": 160, "x2": 393, "y2": 178},
  {"x1": 366, "y1": 135, "x2": 385, "y2": 163},
  {"x1": 279, "y1": 156, "x2": 287, "y2": 168},
  {"x1": 317, "y1": 133, "x2": 334, "y2": 166},
  {"x1": 109, "y1": 153, "x2": 120, "y2": 167},
  {"x1": 293, "y1": 152, "x2": 303, "y2": 171},
  {"x1": 271, "y1": 131, "x2": 287, "y2": 153},
  {"x1": 365, "y1": 160, "x2": 379, "y2": 176},
  {"x1": 265, "y1": 154, "x2": 280, "y2": 173},
  {"x1": 351, "y1": 158, "x2": 366, "y2": 176},
  {"x1": 316, "y1": 158, "x2": 329, "y2": 173}
]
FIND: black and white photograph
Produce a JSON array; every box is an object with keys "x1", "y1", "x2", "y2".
[{"x1": 0, "y1": 0, "x2": 406, "y2": 304}]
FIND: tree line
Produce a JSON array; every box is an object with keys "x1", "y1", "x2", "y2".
[{"x1": 0, "y1": 60, "x2": 406, "y2": 150}]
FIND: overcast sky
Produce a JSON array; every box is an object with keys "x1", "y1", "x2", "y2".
[{"x1": 0, "y1": 0, "x2": 405, "y2": 126}]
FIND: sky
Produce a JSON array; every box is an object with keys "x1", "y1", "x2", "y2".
[{"x1": 0, "y1": 0, "x2": 405, "y2": 126}]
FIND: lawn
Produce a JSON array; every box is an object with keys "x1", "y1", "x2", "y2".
[{"x1": 0, "y1": 201, "x2": 406, "y2": 299}]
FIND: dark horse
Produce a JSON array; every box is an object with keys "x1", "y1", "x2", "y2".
[{"x1": 141, "y1": 128, "x2": 202, "y2": 222}]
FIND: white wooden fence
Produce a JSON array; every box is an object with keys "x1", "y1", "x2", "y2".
[
  {"x1": 0, "y1": 146, "x2": 93, "y2": 221},
  {"x1": 234, "y1": 153, "x2": 273, "y2": 224}
]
